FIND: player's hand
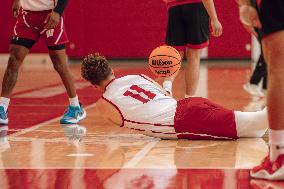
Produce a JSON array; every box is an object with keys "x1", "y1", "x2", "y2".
[
  {"x1": 44, "y1": 11, "x2": 60, "y2": 30},
  {"x1": 239, "y1": 5, "x2": 262, "y2": 30},
  {"x1": 211, "y1": 18, "x2": 223, "y2": 37},
  {"x1": 12, "y1": 0, "x2": 20, "y2": 17}
]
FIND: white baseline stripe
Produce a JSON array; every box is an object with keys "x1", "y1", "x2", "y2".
[{"x1": 122, "y1": 140, "x2": 159, "y2": 168}]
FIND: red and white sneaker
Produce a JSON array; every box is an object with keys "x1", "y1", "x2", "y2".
[
  {"x1": 250, "y1": 179, "x2": 284, "y2": 189},
  {"x1": 251, "y1": 155, "x2": 284, "y2": 180}
]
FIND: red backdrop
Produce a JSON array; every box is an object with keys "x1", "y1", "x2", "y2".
[{"x1": 0, "y1": 0, "x2": 250, "y2": 59}]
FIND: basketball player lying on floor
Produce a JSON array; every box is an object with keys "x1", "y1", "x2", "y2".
[{"x1": 81, "y1": 53, "x2": 268, "y2": 140}]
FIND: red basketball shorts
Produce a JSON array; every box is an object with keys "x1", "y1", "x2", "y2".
[
  {"x1": 174, "y1": 97, "x2": 238, "y2": 140},
  {"x1": 12, "y1": 9, "x2": 68, "y2": 48}
]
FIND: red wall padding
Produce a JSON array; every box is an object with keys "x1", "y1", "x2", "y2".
[{"x1": 1, "y1": 0, "x2": 250, "y2": 59}]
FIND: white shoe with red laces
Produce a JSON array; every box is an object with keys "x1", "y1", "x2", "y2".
[{"x1": 251, "y1": 155, "x2": 284, "y2": 180}]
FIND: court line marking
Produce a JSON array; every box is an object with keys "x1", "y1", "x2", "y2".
[
  {"x1": 67, "y1": 153, "x2": 94, "y2": 157},
  {"x1": 9, "y1": 103, "x2": 97, "y2": 137},
  {"x1": 122, "y1": 139, "x2": 160, "y2": 168}
]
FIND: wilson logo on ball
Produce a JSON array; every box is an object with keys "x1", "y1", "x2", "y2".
[
  {"x1": 155, "y1": 70, "x2": 171, "y2": 75},
  {"x1": 152, "y1": 59, "x2": 173, "y2": 66}
]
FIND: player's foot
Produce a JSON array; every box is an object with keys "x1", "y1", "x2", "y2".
[
  {"x1": 243, "y1": 83, "x2": 265, "y2": 97},
  {"x1": 0, "y1": 106, "x2": 8, "y2": 125},
  {"x1": 60, "y1": 104, "x2": 86, "y2": 124},
  {"x1": 62, "y1": 124, "x2": 86, "y2": 146},
  {"x1": 251, "y1": 155, "x2": 284, "y2": 180}
]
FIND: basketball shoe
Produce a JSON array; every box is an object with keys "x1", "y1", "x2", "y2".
[
  {"x1": 0, "y1": 106, "x2": 8, "y2": 125},
  {"x1": 251, "y1": 179, "x2": 284, "y2": 189},
  {"x1": 251, "y1": 155, "x2": 284, "y2": 180},
  {"x1": 60, "y1": 104, "x2": 86, "y2": 124}
]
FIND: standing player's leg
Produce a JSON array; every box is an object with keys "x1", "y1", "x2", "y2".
[
  {"x1": 248, "y1": 0, "x2": 284, "y2": 180},
  {"x1": 163, "y1": 5, "x2": 186, "y2": 96},
  {"x1": 163, "y1": 51, "x2": 184, "y2": 96},
  {"x1": 0, "y1": 44, "x2": 30, "y2": 124},
  {"x1": 251, "y1": 30, "x2": 284, "y2": 180},
  {"x1": 43, "y1": 14, "x2": 86, "y2": 124},
  {"x1": 48, "y1": 46, "x2": 86, "y2": 124},
  {"x1": 183, "y1": 3, "x2": 210, "y2": 97},
  {"x1": 184, "y1": 48, "x2": 201, "y2": 97}
]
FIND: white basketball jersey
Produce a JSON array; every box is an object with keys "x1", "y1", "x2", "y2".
[
  {"x1": 103, "y1": 75, "x2": 178, "y2": 139},
  {"x1": 20, "y1": 0, "x2": 57, "y2": 11}
]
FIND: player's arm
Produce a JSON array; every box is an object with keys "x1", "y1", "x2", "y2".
[
  {"x1": 44, "y1": 0, "x2": 68, "y2": 30},
  {"x1": 140, "y1": 74, "x2": 171, "y2": 96},
  {"x1": 201, "y1": 0, "x2": 223, "y2": 37},
  {"x1": 95, "y1": 99, "x2": 123, "y2": 126}
]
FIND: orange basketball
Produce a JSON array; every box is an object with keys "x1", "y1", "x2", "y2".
[{"x1": 148, "y1": 45, "x2": 181, "y2": 77}]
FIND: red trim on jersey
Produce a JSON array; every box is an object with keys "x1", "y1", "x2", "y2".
[
  {"x1": 104, "y1": 78, "x2": 116, "y2": 91},
  {"x1": 139, "y1": 74, "x2": 153, "y2": 83},
  {"x1": 101, "y1": 96, "x2": 125, "y2": 127},
  {"x1": 187, "y1": 41, "x2": 209, "y2": 49}
]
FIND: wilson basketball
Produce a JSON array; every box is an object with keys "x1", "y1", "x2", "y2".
[{"x1": 148, "y1": 45, "x2": 181, "y2": 77}]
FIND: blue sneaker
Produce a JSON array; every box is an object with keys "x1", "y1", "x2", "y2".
[
  {"x1": 0, "y1": 106, "x2": 8, "y2": 125},
  {"x1": 60, "y1": 105, "x2": 86, "y2": 124}
]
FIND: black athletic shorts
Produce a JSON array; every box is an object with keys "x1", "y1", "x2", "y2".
[
  {"x1": 259, "y1": 0, "x2": 284, "y2": 36},
  {"x1": 166, "y1": 3, "x2": 209, "y2": 51}
]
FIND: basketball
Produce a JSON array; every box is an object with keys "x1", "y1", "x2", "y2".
[{"x1": 148, "y1": 45, "x2": 181, "y2": 77}]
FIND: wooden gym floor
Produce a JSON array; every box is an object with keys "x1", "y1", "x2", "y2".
[{"x1": 0, "y1": 56, "x2": 277, "y2": 189}]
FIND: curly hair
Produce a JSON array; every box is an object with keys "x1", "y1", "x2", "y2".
[{"x1": 81, "y1": 53, "x2": 112, "y2": 85}]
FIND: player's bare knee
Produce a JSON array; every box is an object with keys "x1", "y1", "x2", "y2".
[
  {"x1": 7, "y1": 48, "x2": 24, "y2": 70},
  {"x1": 50, "y1": 54, "x2": 66, "y2": 73}
]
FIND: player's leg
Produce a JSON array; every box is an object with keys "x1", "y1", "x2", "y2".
[
  {"x1": 184, "y1": 48, "x2": 201, "y2": 97},
  {"x1": 48, "y1": 46, "x2": 86, "y2": 124},
  {"x1": 163, "y1": 51, "x2": 184, "y2": 96},
  {"x1": 234, "y1": 108, "x2": 268, "y2": 138},
  {"x1": 0, "y1": 44, "x2": 30, "y2": 124},
  {"x1": 163, "y1": 5, "x2": 186, "y2": 96},
  {"x1": 183, "y1": 3, "x2": 209, "y2": 97},
  {"x1": 43, "y1": 15, "x2": 86, "y2": 124},
  {"x1": 250, "y1": 0, "x2": 284, "y2": 180}
]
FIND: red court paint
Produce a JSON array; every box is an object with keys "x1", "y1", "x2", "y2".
[{"x1": 1, "y1": 169, "x2": 257, "y2": 189}]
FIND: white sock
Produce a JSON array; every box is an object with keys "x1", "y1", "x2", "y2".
[
  {"x1": 234, "y1": 108, "x2": 268, "y2": 138},
  {"x1": 269, "y1": 129, "x2": 284, "y2": 161},
  {"x1": 163, "y1": 81, "x2": 172, "y2": 91},
  {"x1": 69, "y1": 96, "x2": 80, "y2": 107},
  {"x1": 0, "y1": 97, "x2": 10, "y2": 112}
]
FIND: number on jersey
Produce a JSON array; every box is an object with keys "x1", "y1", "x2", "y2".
[{"x1": 123, "y1": 85, "x2": 156, "y2": 103}]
